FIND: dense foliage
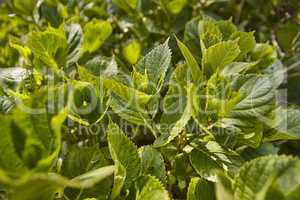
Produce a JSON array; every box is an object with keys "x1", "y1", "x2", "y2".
[{"x1": 0, "y1": 0, "x2": 300, "y2": 200}]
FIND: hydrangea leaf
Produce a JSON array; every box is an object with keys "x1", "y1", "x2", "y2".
[
  {"x1": 187, "y1": 177, "x2": 215, "y2": 200},
  {"x1": 202, "y1": 40, "x2": 240, "y2": 77},
  {"x1": 135, "y1": 39, "x2": 171, "y2": 93},
  {"x1": 107, "y1": 122, "x2": 141, "y2": 188},
  {"x1": 139, "y1": 146, "x2": 166, "y2": 183},
  {"x1": 134, "y1": 176, "x2": 170, "y2": 200},
  {"x1": 27, "y1": 26, "x2": 68, "y2": 70},
  {"x1": 234, "y1": 155, "x2": 300, "y2": 200}
]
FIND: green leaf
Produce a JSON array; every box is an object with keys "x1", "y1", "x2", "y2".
[
  {"x1": 202, "y1": 40, "x2": 240, "y2": 77},
  {"x1": 107, "y1": 122, "x2": 141, "y2": 188},
  {"x1": 37, "y1": 2, "x2": 62, "y2": 27},
  {"x1": 206, "y1": 73, "x2": 276, "y2": 120},
  {"x1": 154, "y1": 65, "x2": 192, "y2": 147},
  {"x1": 234, "y1": 155, "x2": 300, "y2": 200},
  {"x1": 189, "y1": 149, "x2": 222, "y2": 181},
  {"x1": 109, "y1": 93, "x2": 152, "y2": 125},
  {"x1": 215, "y1": 173, "x2": 234, "y2": 200},
  {"x1": 174, "y1": 153, "x2": 190, "y2": 181},
  {"x1": 184, "y1": 17, "x2": 202, "y2": 62},
  {"x1": 214, "y1": 118, "x2": 264, "y2": 149},
  {"x1": 83, "y1": 20, "x2": 112, "y2": 53},
  {"x1": 0, "y1": 115, "x2": 27, "y2": 174},
  {"x1": 221, "y1": 62, "x2": 257, "y2": 76},
  {"x1": 9, "y1": 36, "x2": 32, "y2": 62},
  {"x1": 229, "y1": 75, "x2": 275, "y2": 118},
  {"x1": 251, "y1": 43, "x2": 277, "y2": 61},
  {"x1": 187, "y1": 177, "x2": 215, "y2": 200},
  {"x1": 70, "y1": 166, "x2": 115, "y2": 188},
  {"x1": 276, "y1": 22, "x2": 299, "y2": 52},
  {"x1": 61, "y1": 146, "x2": 110, "y2": 178},
  {"x1": 134, "y1": 176, "x2": 170, "y2": 200},
  {"x1": 123, "y1": 40, "x2": 141, "y2": 65},
  {"x1": 206, "y1": 73, "x2": 241, "y2": 118},
  {"x1": 263, "y1": 60, "x2": 285, "y2": 89},
  {"x1": 207, "y1": 73, "x2": 275, "y2": 148},
  {"x1": 84, "y1": 56, "x2": 118, "y2": 77},
  {"x1": 40, "y1": 108, "x2": 67, "y2": 170},
  {"x1": 250, "y1": 43, "x2": 277, "y2": 69},
  {"x1": 61, "y1": 145, "x2": 113, "y2": 200},
  {"x1": 176, "y1": 37, "x2": 203, "y2": 84},
  {"x1": 132, "y1": 69, "x2": 149, "y2": 92},
  {"x1": 139, "y1": 146, "x2": 166, "y2": 183},
  {"x1": 198, "y1": 20, "x2": 223, "y2": 48},
  {"x1": 7, "y1": 174, "x2": 66, "y2": 200},
  {"x1": 27, "y1": 26, "x2": 68, "y2": 70},
  {"x1": 4, "y1": 166, "x2": 114, "y2": 200},
  {"x1": 111, "y1": 161, "x2": 126, "y2": 200},
  {"x1": 103, "y1": 78, "x2": 152, "y2": 106},
  {"x1": 230, "y1": 31, "x2": 256, "y2": 58},
  {"x1": 215, "y1": 19, "x2": 237, "y2": 40},
  {"x1": 135, "y1": 39, "x2": 171, "y2": 93},
  {"x1": 0, "y1": 104, "x2": 67, "y2": 173},
  {"x1": 266, "y1": 108, "x2": 300, "y2": 141},
  {"x1": 190, "y1": 141, "x2": 242, "y2": 180}
]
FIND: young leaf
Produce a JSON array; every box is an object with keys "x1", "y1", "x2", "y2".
[
  {"x1": 215, "y1": 19, "x2": 237, "y2": 40},
  {"x1": 202, "y1": 40, "x2": 240, "y2": 77},
  {"x1": 135, "y1": 39, "x2": 171, "y2": 93},
  {"x1": 122, "y1": 40, "x2": 141, "y2": 65},
  {"x1": 198, "y1": 20, "x2": 223, "y2": 48},
  {"x1": 230, "y1": 31, "x2": 256, "y2": 59},
  {"x1": 83, "y1": 20, "x2": 112, "y2": 53},
  {"x1": 27, "y1": 26, "x2": 68, "y2": 70}
]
